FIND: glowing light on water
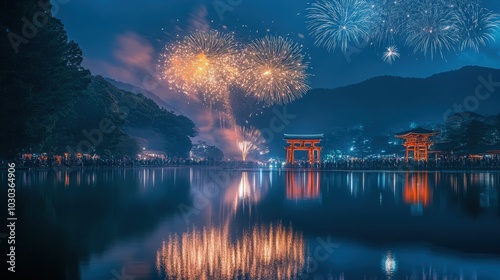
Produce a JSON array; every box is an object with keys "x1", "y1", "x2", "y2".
[
  {"x1": 156, "y1": 223, "x2": 306, "y2": 280},
  {"x1": 382, "y1": 251, "x2": 398, "y2": 277}
]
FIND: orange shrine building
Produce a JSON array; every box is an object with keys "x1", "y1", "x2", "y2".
[
  {"x1": 284, "y1": 134, "x2": 323, "y2": 164},
  {"x1": 395, "y1": 128, "x2": 439, "y2": 162}
]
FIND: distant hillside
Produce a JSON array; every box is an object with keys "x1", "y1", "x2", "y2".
[
  {"x1": 238, "y1": 66, "x2": 500, "y2": 154},
  {"x1": 95, "y1": 76, "x2": 197, "y2": 157},
  {"x1": 104, "y1": 66, "x2": 500, "y2": 157},
  {"x1": 106, "y1": 78, "x2": 180, "y2": 113}
]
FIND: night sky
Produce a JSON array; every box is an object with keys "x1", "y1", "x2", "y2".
[
  {"x1": 55, "y1": 0, "x2": 500, "y2": 156},
  {"x1": 58, "y1": 0, "x2": 500, "y2": 89}
]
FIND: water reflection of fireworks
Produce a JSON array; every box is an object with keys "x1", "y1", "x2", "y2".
[{"x1": 156, "y1": 222, "x2": 306, "y2": 280}]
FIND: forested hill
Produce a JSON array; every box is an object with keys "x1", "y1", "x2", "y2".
[
  {"x1": 239, "y1": 66, "x2": 500, "y2": 136},
  {"x1": 87, "y1": 76, "x2": 198, "y2": 158},
  {"x1": 105, "y1": 78, "x2": 180, "y2": 113},
  {"x1": 0, "y1": 0, "x2": 196, "y2": 159}
]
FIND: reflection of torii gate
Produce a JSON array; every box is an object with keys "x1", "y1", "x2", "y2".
[
  {"x1": 284, "y1": 134, "x2": 323, "y2": 164},
  {"x1": 404, "y1": 172, "x2": 431, "y2": 207},
  {"x1": 286, "y1": 172, "x2": 320, "y2": 200}
]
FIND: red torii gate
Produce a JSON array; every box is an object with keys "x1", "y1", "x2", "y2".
[
  {"x1": 395, "y1": 128, "x2": 438, "y2": 162},
  {"x1": 284, "y1": 134, "x2": 323, "y2": 164}
]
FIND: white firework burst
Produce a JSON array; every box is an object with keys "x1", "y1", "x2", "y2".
[
  {"x1": 405, "y1": 0, "x2": 460, "y2": 59},
  {"x1": 382, "y1": 45, "x2": 400, "y2": 64},
  {"x1": 366, "y1": 0, "x2": 408, "y2": 46},
  {"x1": 454, "y1": 3, "x2": 500, "y2": 52},
  {"x1": 306, "y1": 0, "x2": 375, "y2": 52}
]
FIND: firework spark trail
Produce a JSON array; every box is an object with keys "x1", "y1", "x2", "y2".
[
  {"x1": 237, "y1": 140, "x2": 254, "y2": 161},
  {"x1": 454, "y1": 2, "x2": 500, "y2": 52},
  {"x1": 237, "y1": 126, "x2": 268, "y2": 161},
  {"x1": 240, "y1": 36, "x2": 310, "y2": 105},
  {"x1": 307, "y1": 0, "x2": 499, "y2": 60},
  {"x1": 161, "y1": 30, "x2": 239, "y2": 105},
  {"x1": 382, "y1": 45, "x2": 400, "y2": 64},
  {"x1": 306, "y1": 0, "x2": 375, "y2": 52},
  {"x1": 366, "y1": 0, "x2": 409, "y2": 46},
  {"x1": 404, "y1": 0, "x2": 460, "y2": 59}
]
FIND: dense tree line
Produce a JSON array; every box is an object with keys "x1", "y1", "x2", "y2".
[
  {"x1": 191, "y1": 141, "x2": 224, "y2": 161},
  {"x1": 0, "y1": 0, "x2": 196, "y2": 159},
  {"x1": 443, "y1": 112, "x2": 500, "y2": 152}
]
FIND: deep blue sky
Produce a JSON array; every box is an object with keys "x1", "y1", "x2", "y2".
[{"x1": 57, "y1": 0, "x2": 500, "y2": 89}]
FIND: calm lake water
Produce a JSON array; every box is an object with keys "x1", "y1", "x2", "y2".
[{"x1": 4, "y1": 168, "x2": 500, "y2": 280}]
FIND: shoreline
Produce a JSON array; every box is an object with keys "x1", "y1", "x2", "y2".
[{"x1": 2, "y1": 166, "x2": 500, "y2": 173}]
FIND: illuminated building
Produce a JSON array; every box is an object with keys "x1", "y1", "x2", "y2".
[
  {"x1": 284, "y1": 134, "x2": 323, "y2": 164},
  {"x1": 395, "y1": 128, "x2": 438, "y2": 161}
]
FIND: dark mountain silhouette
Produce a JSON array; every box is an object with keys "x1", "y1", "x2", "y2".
[
  {"x1": 234, "y1": 66, "x2": 500, "y2": 154},
  {"x1": 106, "y1": 78, "x2": 180, "y2": 113},
  {"x1": 241, "y1": 66, "x2": 500, "y2": 134}
]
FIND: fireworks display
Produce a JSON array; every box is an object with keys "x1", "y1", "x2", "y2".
[
  {"x1": 382, "y1": 45, "x2": 400, "y2": 64},
  {"x1": 161, "y1": 30, "x2": 239, "y2": 105},
  {"x1": 237, "y1": 126, "x2": 267, "y2": 161},
  {"x1": 455, "y1": 2, "x2": 500, "y2": 52},
  {"x1": 241, "y1": 36, "x2": 310, "y2": 105},
  {"x1": 156, "y1": 1, "x2": 498, "y2": 160},
  {"x1": 367, "y1": 0, "x2": 408, "y2": 46},
  {"x1": 307, "y1": 0, "x2": 500, "y2": 59},
  {"x1": 237, "y1": 140, "x2": 253, "y2": 161},
  {"x1": 405, "y1": 0, "x2": 460, "y2": 59},
  {"x1": 306, "y1": 0, "x2": 374, "y2": 52},
  {"x1": 162, "y1": 31, "x2": 311, "y2": 108}
]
